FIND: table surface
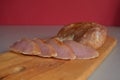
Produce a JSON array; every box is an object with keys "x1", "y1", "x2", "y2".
[{"x1": 0, "y1": 26, "x2": 120, "y2": 80}]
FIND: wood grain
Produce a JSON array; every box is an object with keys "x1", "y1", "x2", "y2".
[{"x1": 0, "y1": 36, "x2": 117, "y2": 80}]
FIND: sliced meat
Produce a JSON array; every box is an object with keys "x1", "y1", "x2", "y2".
[
  {"x1": 63, "y1": 40, "x2": 99, "y2": 59},
  {"x1": 10, "y1": 38, "x2": 41, "y2": 55},
  {"x1": 47, "y1": 38, "x2": 76, "y2": 60},
  {"x1": 57, "y1": 22, "x2": 107, "y2": 49},
  {"x1": 33, "y1": 38, "x2": 57, "y2": 57}
]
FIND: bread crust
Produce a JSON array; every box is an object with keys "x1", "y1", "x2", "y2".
[{"x1": 57, "y1": 22, "x2": 107, "y2": 49}]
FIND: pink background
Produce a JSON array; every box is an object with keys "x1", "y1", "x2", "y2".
[{"x1": 0, "y1": 0, "x2": 120, "y2": 26}]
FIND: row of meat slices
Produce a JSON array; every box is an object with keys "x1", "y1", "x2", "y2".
[{"x1": 10, "y1": 37, "x2": 99, "y2": 60}]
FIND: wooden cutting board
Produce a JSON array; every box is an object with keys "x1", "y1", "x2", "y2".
[{"x1": 0, "y1": 36, "x2": 117, "y2": 80}]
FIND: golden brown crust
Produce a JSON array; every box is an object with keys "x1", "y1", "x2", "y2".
[{"x1": 57, "y1": 22, "x2": 107, "y2": 49}]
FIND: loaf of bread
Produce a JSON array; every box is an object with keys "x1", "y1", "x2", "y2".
[
  {"x1": 57, "y1": 22, "x2": 107, "y2": 49},
  {"x1": 10, "y1": 22, "x2": 107, "y2": 60}
]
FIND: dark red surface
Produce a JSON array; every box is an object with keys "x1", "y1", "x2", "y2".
[{"x1": 0, "y1": 0, "x2": 120, "y2": 26}]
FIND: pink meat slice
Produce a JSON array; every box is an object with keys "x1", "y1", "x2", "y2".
[
  {"x1": 33, "y1": 38, "x2": 57, "y2": 57},
  {"x1": 10, "y1": 38, "x2": 41, "y2": 55},
  {"x1": 47, "y1": 38, "x2": 76, "y2": 60},
  {"x1": 63, "y1": 40, "x2": 99, "y2": 59}
]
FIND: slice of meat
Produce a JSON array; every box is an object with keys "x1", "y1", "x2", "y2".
[
  {"x1": 63, "y1": 40, "x2": 99, "y2": 59},
  {"x1": 33, "y1": 38, "x2": 57, "y2": 57},
  {"x1": 47, "y1": 38, "x2": 76, "y2": 60},
  {"x1": 57, "y1": 22, "x2": 107, "y2": 49},
  {"x1": 10, "y1": 38, "x2": 41, "y2": 55}
]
